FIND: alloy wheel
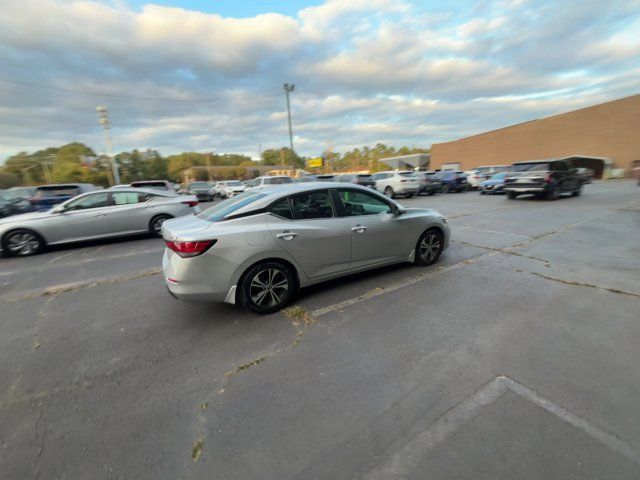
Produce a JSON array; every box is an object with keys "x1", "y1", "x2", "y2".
[
  {"x1": 6, "y1": 231, "x2": 41, "y2": 256},
  {"x1": 420, "y1": 232, "x2": 441, "y2": 263},
  {"x1": 152, "y1": 215, "x2": 170, "y2": 233},
  {"x1": 249, "y1": 268, "x2": 289, "y2": 308}
]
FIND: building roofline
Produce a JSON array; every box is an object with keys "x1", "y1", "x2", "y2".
[{"x1": 433, "y1": 93, "x2": 640, "y2": 145}]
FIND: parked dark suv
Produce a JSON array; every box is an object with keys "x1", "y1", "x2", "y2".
[
  {"x1": 433, "y1": 170, "x2": 468, "y2": 193},
  {"x1": 415, "y1": 171, "x2": 441, "y2": 195},
  {"x1": 504, "y1": 160, "x2": 582, "y2": 200}
]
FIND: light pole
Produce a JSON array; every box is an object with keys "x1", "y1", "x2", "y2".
[
  {"x1": 283, "y1": 83, "x2": 295, "y2": 174},
  {"x1": 96, "y1": 106, "x2": 121, "y2": 185}
]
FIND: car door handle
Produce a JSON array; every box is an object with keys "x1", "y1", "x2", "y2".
[
  {"x1": 276, "y1": 231, "x2": 298, "y2": 240},
  {"x1": 351, "y1": 225, "x2": 367, "y2": 233},
  {"x1": 94, "y1": 212, "x2": 107, "y2": 217}
]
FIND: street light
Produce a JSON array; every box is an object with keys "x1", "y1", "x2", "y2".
[
  {"x1": 283, "y1": 83, "x2": 295, "y2": 174},
  {"x1": 96, "y1": 106, "x2": 121, "y2": 185}
]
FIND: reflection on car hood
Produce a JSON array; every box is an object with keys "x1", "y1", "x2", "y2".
[{"x1": 0, "y1": 210, "x2": 51, "y2": 225}]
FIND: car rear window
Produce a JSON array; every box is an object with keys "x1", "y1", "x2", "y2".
[
  {"x1": 511, "y1": 163, "x2": 549, "y2": 172},
  {"x1": 189, "y1": 182, "x2": 209, "y2": 188},
  {"x1": 264, "y1": 177, "x2": 293, "y2": 185},
  {"x1": 399, "y1": 172, "x2": 415, "y2": 177},
  {"x1": 197, "y1": 192, "x2": 267, "y2": 222},
  {"x1": 226, "y1": 181, "x2": 242, "y2": 186},
  {"x1": 35, "y1": 186, "x2": 80, "y2": 197},
  {"x1": 357, "y1": 174, "x2": 372, "y2": 179}
]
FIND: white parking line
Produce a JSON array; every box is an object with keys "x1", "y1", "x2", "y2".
[
  {"x1": 312, "y1": 251, "x2": 498, "y2": 318},
  {"x1": 365, "y1": 375, "x2": 640, "y2": 479}
]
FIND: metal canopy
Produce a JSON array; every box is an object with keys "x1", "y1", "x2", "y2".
[{"x1": 380, "y1": 153, "x2": 430, "y2": 170}]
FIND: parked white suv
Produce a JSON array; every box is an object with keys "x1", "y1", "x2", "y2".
[
  {"x1": 371, "y1": 171, "x2": 420, "y2": 198},
  {"x1": 219, "y1": 180, "x2": 246, "y2": 198},
  {"x1": 246, "y1": 176, "x2": 294, "y2": 189}
]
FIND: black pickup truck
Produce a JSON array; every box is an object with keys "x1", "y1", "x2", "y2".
[{"x1": 504, "y1": 159, "x2": 583, "y2": 200}]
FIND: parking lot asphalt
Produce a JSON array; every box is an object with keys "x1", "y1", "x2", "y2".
[{"x1": 1, "y1": 181, "x2": 639, "y2": 479}]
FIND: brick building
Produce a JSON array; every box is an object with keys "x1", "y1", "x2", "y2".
[{"x1": 430, "y1": 94, "x2": 640, "y2": 178}]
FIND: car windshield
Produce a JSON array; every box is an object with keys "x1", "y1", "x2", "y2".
[
  {"x1": 197, "y1": 192, "x2": 267, "y2": 222},
  {"x1": 490, "y1": 173, "x2": 506, "y2": 180},
  {"x1": 399, "y1": 172, "x2": 416, "y2": 177},
  {"x1": 511, "y1": 163, "x2": 549, "y2": 172},
  {"x1": 264, "y1": 177, "x2": 293, "y2": 185},
  {"x1": 226, "y1": 181, "x2": 242, "y2": 186}
]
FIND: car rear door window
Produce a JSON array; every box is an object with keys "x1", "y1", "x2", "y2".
[
  {"x1": 338, "y1": 190, "x2": 392, "y2": 216},
  {"x1": 112, "y1": 192, "x2": 141, "y2": 204},
  {"x1": 290, "y1": 191, "x2": 334, "y2": 219},
  {"x1": 269, "y1": 198, "x2": 293, "y2": 219}
]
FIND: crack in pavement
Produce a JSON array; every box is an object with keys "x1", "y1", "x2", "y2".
[
  {"x1": 453, "y1": 240, "x2": 551, "y2": 267},
  {"x1": 1, "y1": 268, "x2": 162, "y2": 303},
  {"x1": 530, "y1": 272, "x2": 640, "y2": 298},
  {"x1": 186, "y1": 307, "x2": 316, "y2": 467}
]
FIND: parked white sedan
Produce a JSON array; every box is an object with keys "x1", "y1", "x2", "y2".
[{"x1": 0, "y1": 188, "x2": 199, "y2": 256}]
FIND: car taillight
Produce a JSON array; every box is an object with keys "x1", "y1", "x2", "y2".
[
  {"x1": 165, "y1": 240, "x2": 217, "y2": 258},
  {"x1": 544, "y1": 173, "x2": 552, "y2": 183},
  {"x1": 182, "y1": 200, "x2": 199, "y2": 207}
]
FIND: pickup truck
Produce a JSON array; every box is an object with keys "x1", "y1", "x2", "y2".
[{"x1": 504, "y1": 160, "x2": 583, "y2": 200}]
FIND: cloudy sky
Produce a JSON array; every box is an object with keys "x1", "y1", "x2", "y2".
[{"x1": 1, "y1": 0, "x2": 639, "y2": 161}]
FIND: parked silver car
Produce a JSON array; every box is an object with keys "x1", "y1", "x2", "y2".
[
  {"x1": 162, "y1": 183, "x2": 450, "y2": 314},
  {"x1": 0, "y1": 188, "x2": 199, "y2": 256}
]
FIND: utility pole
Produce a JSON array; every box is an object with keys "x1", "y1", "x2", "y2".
[
  {"x1": 205, "y1": 152, "x2": 213, "y2": 182},
  {"x1": 283, "y1": 83, "x2": 295, "y2": 175},
  {"x1": 96, "y1": 106, "x2": 121, "y2": 185}
]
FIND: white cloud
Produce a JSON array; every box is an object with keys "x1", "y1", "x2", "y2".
[{"x1": 0, "y1": 0, "x2": 638, "y2": 161}]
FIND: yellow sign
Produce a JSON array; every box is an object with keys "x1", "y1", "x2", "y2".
[{"x1": 308, "y1": 157, "x2": 324, "y2": 168}]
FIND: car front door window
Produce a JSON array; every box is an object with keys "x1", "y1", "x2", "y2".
[
  {"x1": 65, "y1": 193, "x2": 110, "y2": 211},
  {"x1": 337, "y1": 190, "x2": 392, "y2": 216}
]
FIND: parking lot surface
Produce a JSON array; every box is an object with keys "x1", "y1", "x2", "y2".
[{"x1": 1, "y1": 181, "x2": 639, "y2": 479}]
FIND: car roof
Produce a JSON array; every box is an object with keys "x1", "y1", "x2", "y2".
[{"x1": 512, "y1": 160, "x2": 553, "y2": 164}]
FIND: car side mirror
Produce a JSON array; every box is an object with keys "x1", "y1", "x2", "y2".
[{"x1": 394, "y1": 206, "x2": 406, "y2": 216}]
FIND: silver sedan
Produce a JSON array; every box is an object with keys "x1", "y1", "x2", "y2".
[
  {"x1": 162, "y1": 183, "x2": 450, "y2": 314},
  {"x1": 0, "y1": 188, "x2": 199, "y2": 256}
]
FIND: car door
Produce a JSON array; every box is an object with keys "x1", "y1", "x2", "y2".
[
  {"x1": 335, "y1": 189, "x2": 413, "y2": 269},
  {"x1": 266, "y1": 190, "x2": 351, "y2": 278},
  {"x1": 551, "y1": 161, "x2": 573, "y2": 192},
  {"x1": 107, "y1": 191, "x2": 155, "y2": 234},
  {"x1": 46, "y1": 192, "x2": 113, "y2": 242}
]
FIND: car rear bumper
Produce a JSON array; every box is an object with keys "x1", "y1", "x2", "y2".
[
  {"x1": 162, "y1": 248, "x2": 238, "y2": 303},
  {"x1": 504, "y1": 185, "x2": 545, "y2": 193},
  {"x1": 396, "y1": 186, "x2": 419, "y2": 194}
]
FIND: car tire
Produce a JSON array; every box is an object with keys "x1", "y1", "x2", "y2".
[
  {"x1": 507, "y1": 191, "x2": 518, "y2": 200},
  {"x1": 2, "y1": 228, "x2": 44, "y2": 257},
  {"x1": 239, "y1": 261, "x2": 296, "y2": 314},
  {"x1": 149, "y1": 214, "x2": 173, "y2": 235},
  {"x1": 480, "y1": 191, "x2": 486, "y2": 195},
  {"x1": 546, "y1": 185, "x2": 560, "y2": 201},
  {"x1": 428, "y1": 191, "x2": 435, "y2": 196},
  {"x1": 414, "y1": 228, "x2": 444, "y2": 267},
  {"x1": 572, "y1": 184, "x2": 582, "y2": 197},
  {"x1": 441, "y1": 184, "x2": 450, "y2": 194},
  {"x1": 384, "y1": 186, "x2": 395, "y2": 199},
  {"x1": 406, "y1": 193, "x2": 414, "y2": 198}
]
